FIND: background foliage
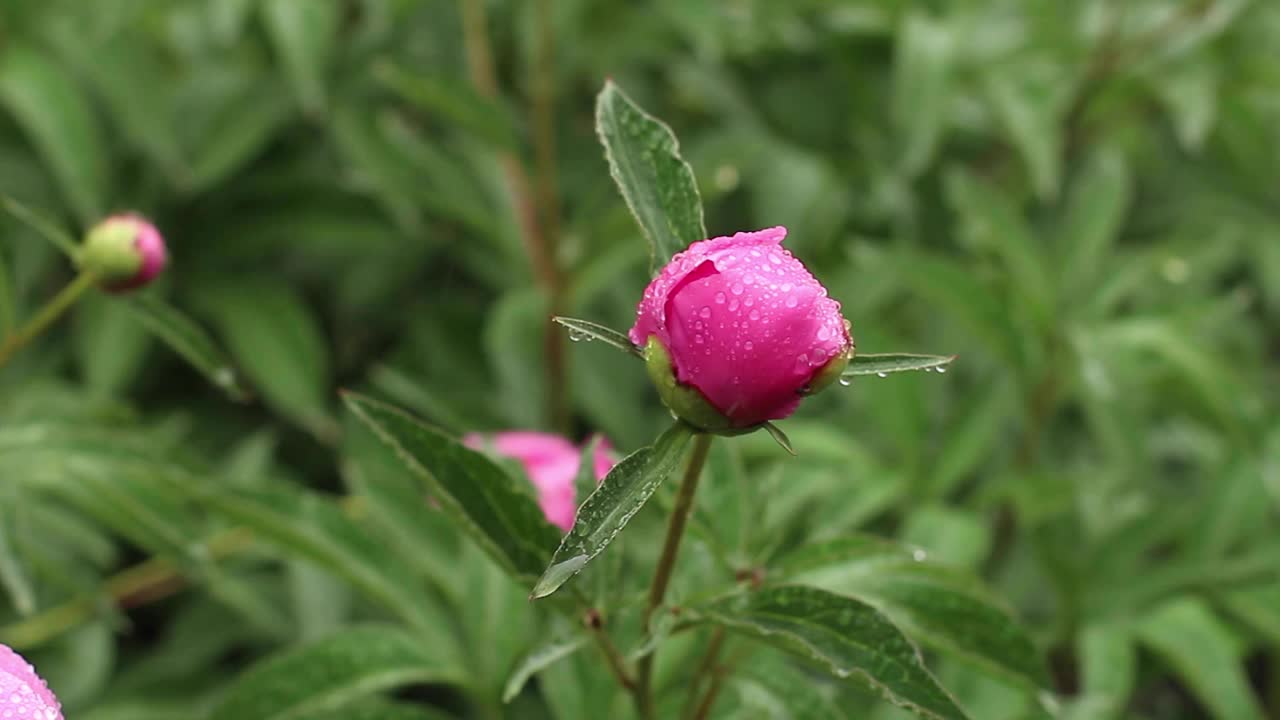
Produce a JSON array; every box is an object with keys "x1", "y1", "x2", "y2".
[{"x1": 1, "y1": 0, "x2": 1278, "y2": 718}]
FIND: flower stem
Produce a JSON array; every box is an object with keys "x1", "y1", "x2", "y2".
[
  {"x1": 0, "y1": 270, "x2": 96, "y2": 369},
  {"x1": 636, "y1": 433, "x2": 714, "y2": 718}
]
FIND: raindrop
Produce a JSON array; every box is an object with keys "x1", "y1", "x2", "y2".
[
  {"x1": 817, "y1": 326, "x2": 831, "y2": 341},
  {"x1": 935, "y1": 366, "x2": 947, "y2": 374},
  {"x1": 912, "y1": 549, "x2": 927, "y2": 562},
  {"x1": 731, "y1": 283, "x2": 745, "y2": 296},
  {"x1": 744, "y1": 297, "x2": 754, "y2": 307},
  {"x1": 838, "y1": 377, "x2": 852, "y2": 386},
  {"x1": 744, "y1": 273, "x2": 756, "y2": 285},
  {"x1": 714, "y1": 291, "x2": 726, "y2": 305},
  {"x1": 769, "y1": 253, "x2": 782, "y2": 265},
  {"x1": 785, "y1": 296, "x2": 798, "y2": 308},
  {"x1": 744, "y1": 341, "x2": 754, "y2": 351},
  {"x1": 695, "y1": 334, "x2": 704, "y2": 344},
  {"x1": 729, "y1": 299, "x2": 740, "y2": 311},
  {"x1": 876, "y1": 371, "x2": 888, "y2": 378},
  {"x1": 749, "y1": 309, "x2": 760, "y2": 320},
  {"x1": 699, "y1": 306, "x2": 712, "y2": 319}
]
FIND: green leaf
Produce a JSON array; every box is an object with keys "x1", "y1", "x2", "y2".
[
  {"x1": 554, "y1": 316, "x2": 642, "y2": 358},
  {"x1": 0, "y1": 194, "x2": 79, "y2": 255},
  {"x1": 189, "y1": 484, "x2": 443, "y2": 637},
  {"x1": 187, "y1": 84, "x2": 293, "y2": 192},
  {"x1": 843, "y1": 353, "x2": 956, "y2": 378},
  {"x1": 209, "y1": 626, "x2": 461, "y2": 720},
  {"x1": 373, "y1": 61, "x2": 514, "y2": 148},
  {"x1": 298, "y1": 699, "x2": 455, "y2": 720},
  {"x1": 262, "y1": 0, "x2": 340, "y2": 114},
  {"x1": 199, "y1": 279, "x2": 333, "y2": 437},
  {"x1": 502, "y1": 637, "x2": 588, "y2": 702},
  {"x1": 1078, "y1": 622, "x2": 1134, "y2": 718},
  {"x1": 698, "y1": 585, "x2": 968, "y2": 720},
  {"x1": 342, "y1": 393, "x2": 563, "y2": 583},
  {"x1": 777, "y1": 536, "x2": 1046, "y2": 690},
  {"x1": 1056, "y1": 149, "x2": 1131, "y2": 301},
  {"x1": 1136, "y1": 598, "x2": 1265, "y2": 720},
  {"x1": 981, "y1": 66, "x2": 1064, "y2": 201},
  {"x1": 531, "y1": 422, "x2": 695, "y2": 599},
  {"x1": 75, "y1": 294, "x2": 150, "y2": 397},
  {"x1": 0, "y1": 44, "x2": 106, "y2": 222},
  {"x1": 945, "y1": 169, "x2": 1053, "y2": 326},
  {"x1": 893, "y1": 12, "x2": 954, "y2": 177},
  {"x1": 595, "y1": 80, "x2": 706, "y2": 273},
  {"x1": 124, "y1": 294, "x2": 250, "y2": 401},
  {"x1": 0, "y1": 484, "x2": 34, "y2": 615}
]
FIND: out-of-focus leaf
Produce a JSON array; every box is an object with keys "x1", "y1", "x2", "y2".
[
  {"x1": 0, "y1": 194, "x2": 78, "y2": 256},
  {"x1": 1135, "y1": 598, "x2": 1265, "y2": 720},
  {"x1": 596, "y1": 80, "x2": 706, "y2": 273},
  {"x1": 531, "y1": 422, "x2": 694, "y2": 599},
  {"x1": 777, "y1": 536, "x2": 1046, "y2": 690},
  {"x1": 945, "y1": 169, "x2": 1052, "y2": 325},
  {"x1": 502, "y1": 637, "x2": 588, "y2": 702},
  {"x1": 1077, "y1": 622, "x2": 1134, "y2": 720},
  {"x1": 0, "y1": 484, "x2": 34, "y2": 615},
  {"x1": 262, "y1": 0, "x2": 340, "y2": 114},
  {"x1": 1057, "y1": 150, "x2": 1131, "y2": 302},
  {"x1": 982, "y1": 64, "x2": 1063, "y2": 201},
  {"x1": 199, "y1": 279, "x2": 333, "y2": 436},
  {"x1": 893, "y1": 12, "x2": 953, "y2": 177},
  {"x1": 698, "y1": 585, "x2": 969, "y2": 720},
  {"x1": 374, "y1": 61, "x2": 514, "y2": 148},
  {"x1": 0, "y1": 44, "x2": 106, "y2": 221},
  {"x1": 189, "y1": 484, "x2": 443, "y2": 636},
  {"x1": 843, "y1": 353, "x2": 956, "y2": 378},
  {"x1": 209, "y1": 625, "x2": 462, "y2": 720},
  {"x1": 75, "y1": 294, "x2": 150, "y2": 397},
  {"x1": 891, "y1": 250, "x2": 1024, "y2": 369},
  {"x1": 186, "y1": 84, "x2": 292, "y2": 192},
  {"x1": 298, "y1": 700, "x2": 455, "y2": 720},
  {"x1": 124, "y1": 294, "x2": 250, "y2": 401},
  {"x1": 343, "y1": 393, "x2": 563, "y2": 583}
]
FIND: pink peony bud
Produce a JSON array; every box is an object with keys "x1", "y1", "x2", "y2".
[
  {"x1": 629, "y1": 226, "x2": 852, "y2": 430},
  {"x1": 465, "y1": 431, "x2": 617, "y2": 532},
  {"x1": 0, "y1": 644, "x2": 64, "y2": 720},
  {"x1": 79, "y1": 214, "x2": 168, "y2": 292}
]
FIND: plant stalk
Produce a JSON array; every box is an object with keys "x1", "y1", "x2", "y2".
[
  {"x1": 459, "y1": 0, "x2": 569, "y2": 433},
  {"x1": 0, "y1": 270, "x2": 96, "y2": 368},
  {"x1": 636, "y1": 433, "x2": 714, "y2": 718}
]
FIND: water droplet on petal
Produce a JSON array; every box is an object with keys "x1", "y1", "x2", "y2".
[
  {"x1": 817, "y1": 326, "x2": 830, "y2": 341},
  {"x1": 749, "y1": 309, "x2": 759, "y2": 320},
  {"x1": 731, "y1": 283, "x2": 744, "y2": 296},
  {"x1": 729, "y1": 299, "x2": 740, "y2": 311},
  {"x1": 699, "y1": 306, "x2": 712, "y2": 319},
  {"x1": 785, "y1": 296, "x2": 798, "y2": 309},
  {"x1": 714, "y1": 291, "x2": 726, "y2": 304},
  {"x1": 744, "y1": 341, "x2": 754, "y2": 351}
]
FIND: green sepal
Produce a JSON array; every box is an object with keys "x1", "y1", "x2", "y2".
[
  {"x1": 801, "y1": 347, "x2": 853, "y2": 396},
  {"x1": 643, "y1": 336, "x2": 758, "y2": 435}
]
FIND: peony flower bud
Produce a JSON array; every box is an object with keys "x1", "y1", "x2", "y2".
[
  {"x1": 0, "y1": 644, "x2": 64, "y2": 720},
  {"x1": 465, "y1": 431, "x2": 617, "y2": 532},
  {"x1": 629, "y1": 226, "x2": 852, "y2": 430},
  {"x1": 79, "y1": 214, "x2": 167, "y2": 292}
]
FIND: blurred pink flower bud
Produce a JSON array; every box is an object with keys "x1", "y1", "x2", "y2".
[
  {"x1": 80, "y1": 213, "x2": 168, "y2": 292},
  {"x1": 629, "y1": 227, "x2": 852, "y2": 429},
  {"x1": 0, "y1": 644, "x2": 63, "y2": 720},
  {"x1": 465, "y1": 431, "x2": 617, "y2": 532}
]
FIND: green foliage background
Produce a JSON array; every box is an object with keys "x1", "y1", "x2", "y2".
[{"x1": 0, "y1": 0, "x2": 1278, "y2": 718}]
